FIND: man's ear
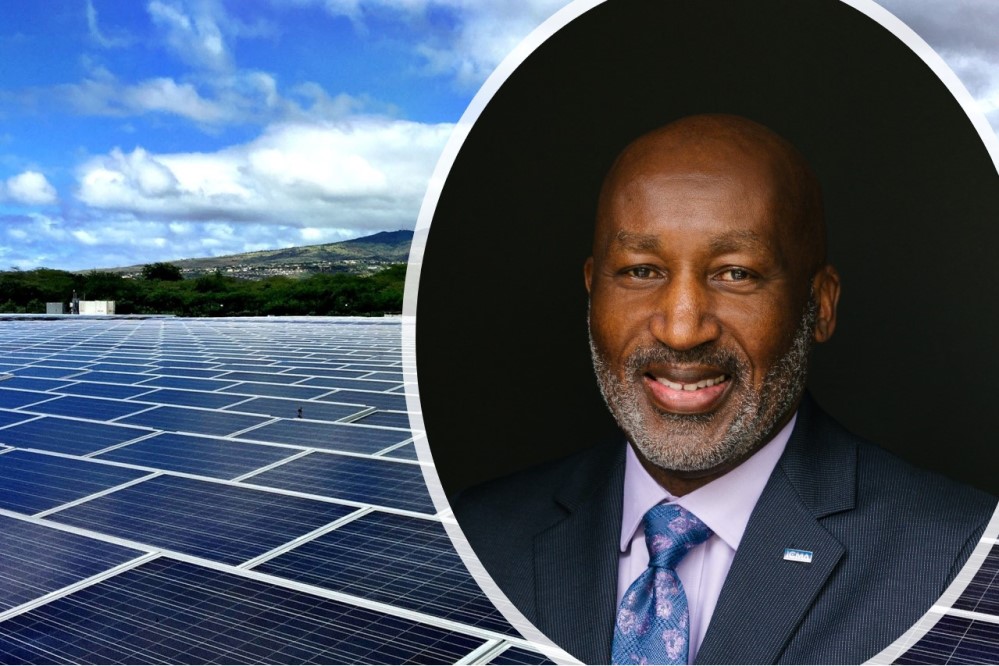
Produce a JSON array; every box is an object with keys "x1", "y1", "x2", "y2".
[
  {"x1": 812, "y1": 265, "x2": 841, "y2": 343},
  {"x1": 584, "y1": 256, "x2": 594, "y2": 294}
]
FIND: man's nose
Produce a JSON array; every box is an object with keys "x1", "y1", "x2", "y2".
[{"x1": 648, "y1": 275, "x2": 721, "y2": 350}]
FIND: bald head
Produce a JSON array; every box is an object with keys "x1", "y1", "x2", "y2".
[{"x1": 596, "y1": 114, "x2": 827, "y2": 281}]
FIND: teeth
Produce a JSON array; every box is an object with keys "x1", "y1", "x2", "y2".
[{"x1": 656, "y1": 374, "x2": 727, "y2": 391}]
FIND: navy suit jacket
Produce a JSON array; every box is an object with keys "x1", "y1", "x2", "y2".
[{"x1": 454, "y1": 396, "x2": 997, "y2": 664}]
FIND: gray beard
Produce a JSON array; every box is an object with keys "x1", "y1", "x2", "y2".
[{"x1": 589, "y1": 296, "x2": 817, "y2": 472}]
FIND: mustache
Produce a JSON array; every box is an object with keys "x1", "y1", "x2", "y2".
[{"x1": 622, "y1": 343, "x2": 746, "y2": 376}]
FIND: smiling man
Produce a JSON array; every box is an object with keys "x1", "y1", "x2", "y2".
[{"x1": 453, "y1": 114, "x2": 996, "y2": 664}]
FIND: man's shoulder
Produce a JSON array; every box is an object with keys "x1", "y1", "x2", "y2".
[
  {"x1": 849, "y1": 434, "x2": 995, "y2": 551},
  {"x1": 786, "y1": 396, "x2": 995, "y2": 524},
  {"x1": 807, "y1": 402, "x2": 995, "y2": 525},
  {"x1": 452, "y1": 441, "x2": 625, "y2": 531},
  {"x1": 450, "y1": 441, "x2": 626, "y2": 616}
]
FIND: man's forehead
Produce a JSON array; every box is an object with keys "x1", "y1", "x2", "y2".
[{"x1": 593, "y1": 114, "x2": 826, "y2": 272}]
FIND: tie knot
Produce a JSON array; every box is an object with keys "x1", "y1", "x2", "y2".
[{"x1": 643, "y1": 503, "x2": 712, "y2": 570}]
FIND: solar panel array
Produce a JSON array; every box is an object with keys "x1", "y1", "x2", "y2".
[
  {"x1": 0, "y1": 316, "x2": 551, "y2": 665},
  {"x1": 869, "y1": 531, "x2": 999, "y2": 665}
]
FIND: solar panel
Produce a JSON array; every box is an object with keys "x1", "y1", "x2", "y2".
[
  {"x1": 0, "y1": 450, "x2": 150, "y2": 514},
  {"x1": 11, "y1": 366, "x2": 81, "y2": 379},
  {"x1": 224, "y1": 396, "x2": 367, "y2": 422},
  {"x1": 0, "y1": 409, "x2": 36, "y2": 429},
  {"x1": 318, "y1": 389, "x2": 409, "y2": 411},
  {"x1": 138, "y1": 375, "x2": 239, "y2": 391},
  {"x1": 147, "y1": 366, "x2": 226, "y2": 378},
  {"x1": 95, "y1": 432, "x2": 298, "y2": 479},
  {"x1": 353, "y1": 410, "x2": 412, "y2": 429},
  {"x1": 57, "y1": 382, "x2": 155, "y2": 399},
  {"x1": 216, "y1": 371, "x2": 308, "y2": 384},
  {"x1": 0, "y1": 389, "x2": 54, "y2": 409},
  {"x1": 0, "y1": 558, "x2": 486, "y2": 664},
  {"x1": 70, "y1": 371, "x2": 152, "y2": 385},
  {"x1": 126, "y1": 387, "x2": 247, "y2": 409},
  {"x1": 239, "y1": 419, "x2": 410, "y2": 454},
  {"x1": 254, "y1": 510, "x2": 514, "y2": 634},
  {"x1": 49, "y1": 474, "x2": 357, "y2": 565},
  {"x1": 300, "y1": 376, "x2": 404, "y2": 392},
  {"x1": 277, "y1": 366, "x2": 370, "y2": 378},
  {"x1": 221, "y1": 381, "x2": 331, "y2": 400},
  {"x1": 0, "y1": 417, "x2": 151, "y2": 456},
  {"x1": 25, "y1": 395, "x2": 148, "y2": 421},
  {"x1": 0, "y1": 377, "x2": 73, "y2": 392},
  {"x1": 30, "y1": 359, "x2": 91, "y2": 369},
  {"x1": 116, "y1": 405, "x2": 270, "y2": 437},
  {"x1": 244, "y1": 451, "x2": 434, "y2": 513},
  {"x1": 363, "y1": 371, "x2": 406, "y2": 382},
  {"x1": 0, "y1": 514, "x2": 143, "y2": 612},
  {"x1": 84, "y1": 362, "x2": 154, "y2": 373},
  {"x1": 152, "y1": 359, "x2": 223, "y2": 369}
]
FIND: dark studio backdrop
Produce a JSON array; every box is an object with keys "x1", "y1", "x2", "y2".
[{"x1": 415, "y1": 0, "x2": 999, "y2": 498}]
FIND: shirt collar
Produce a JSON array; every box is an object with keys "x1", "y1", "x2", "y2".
[{"x1": 619, "y1": 413, "x2": 796, "y2": 552}]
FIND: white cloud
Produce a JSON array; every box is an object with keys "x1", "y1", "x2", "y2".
[
  {"x1": 148, "y1": 0, "x2": 232, "y2": 72},
  {"x1": 4, "y1": 171, "x2": 58, "y2": 205},
  {"x1": 72, "y1": 229, "x2": 101, "y2": 245},
  {"x1": 879, "y1": 0, "x2": 999, "y2": 135},
  {"x1": 314, "y1": 0, "x2": 570, "y2": 87},
  {"x1": 123, "y1": 78, "x2": 229, "y2": 123},
  {"x1": 55, "y1": 65, "x2": 368, "y2": 127},
  {"x1": 145, "y1": 0, "x2": 276, "y2": 72},
  {"x1": 79, "y1": 147, "x2": 181, "y2": 207},
  {"x1": 60, "y1": 68, "x2": 229, "y2": 124},
  {"x1": 416, "y1": 0, "x2": 570, "y2": 87},
  {"x1": 75, "y1": 117, "x2": 454, "y2": 229},
  {"x1": 86, "y1": 0, "x2": 133, "y2": 48}
]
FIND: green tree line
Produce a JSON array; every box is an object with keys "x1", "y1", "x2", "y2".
[{"x1": 0, "y1": 264, "x2": 406, "y2": 317}]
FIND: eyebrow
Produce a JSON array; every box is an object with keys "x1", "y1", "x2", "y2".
[
  {"x1": 611, "y1": 229, "x2": 772, "y2": 255},
  {"x1": 612, "y1": 230, "x2": 661, "y2": 251},
  {"x1": 708, "y1": 230, "x2": 771, "y2": 255}
]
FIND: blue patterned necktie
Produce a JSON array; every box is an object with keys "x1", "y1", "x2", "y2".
[{"x1": 611, "y1": 503, "x2": 713, "y2": 665}]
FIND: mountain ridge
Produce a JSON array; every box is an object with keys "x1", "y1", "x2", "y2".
[{"x1": 95, "y1": 229, "x2": 414, "y2": 279}]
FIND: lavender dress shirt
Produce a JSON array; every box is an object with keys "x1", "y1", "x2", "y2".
[{"x1": 617, "y1": 415, "x2": 796, "y2": 663}]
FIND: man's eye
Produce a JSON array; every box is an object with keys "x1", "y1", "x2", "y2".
[
  {"x1": 625, "y1": 266, "x2": 659, "y2": 279},
  {"x1": 718, "y1": 268, "x2": 752, "y2": 281}
]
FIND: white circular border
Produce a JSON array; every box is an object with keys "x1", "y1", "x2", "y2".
[{"x1": 400, "y1": 1, "x2": 999, "y2": 663}]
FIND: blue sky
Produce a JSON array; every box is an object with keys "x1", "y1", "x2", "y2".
[{"x1": 0, "y1": 0, "x2": 996, "y2": 271}]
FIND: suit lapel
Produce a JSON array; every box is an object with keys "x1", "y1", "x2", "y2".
[
  {"x1": 534, "y1": 444, "x2": 626, "y2": 665},
  {"x1": 696, "y1": 396, "x2": 857, "y2": 664}
]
